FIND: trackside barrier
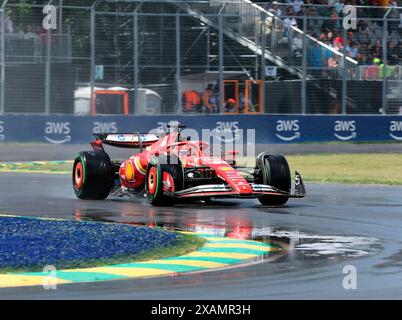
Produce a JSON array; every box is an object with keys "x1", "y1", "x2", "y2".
[{"x1": 0, "y1": 115, "x2": 402, "y2": 144}]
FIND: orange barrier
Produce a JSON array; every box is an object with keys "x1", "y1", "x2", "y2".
[{"x1": 92, "y1": 90, "x2": 129, "y2": 115}]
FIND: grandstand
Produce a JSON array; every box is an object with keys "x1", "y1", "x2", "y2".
[{"x1": 0, "y1": 0, "x2": 400, "y2": 115}]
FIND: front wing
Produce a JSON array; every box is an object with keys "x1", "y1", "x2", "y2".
[{"x1": 174, "y1": 171, "x2": 306, "y2": 199}]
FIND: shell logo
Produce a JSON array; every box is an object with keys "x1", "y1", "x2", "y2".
[
  {"x1": 219, "y1": 167, "x2": 234, "y2": 171},
  {"x1": 125, "y1": 161, "x2": 135, "y2": 182}
]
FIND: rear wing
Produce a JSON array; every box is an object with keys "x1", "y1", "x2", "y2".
[{"x1": 95, "y1": 133, "x2": 159, "y2": 149}]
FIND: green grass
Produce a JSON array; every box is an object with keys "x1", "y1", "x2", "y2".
[
  {"x1": 0, "y1": 161, "x2": 72, "y2": 174},
  {"x1": 237, "y1": 153, "x2": 402, "y2": 186},
  {"x1": 0, "y1": 232, "x2": 205, "y2": 273},
  {"x1": 287, "y1": 153, "x2": 402, "y2": 185}
]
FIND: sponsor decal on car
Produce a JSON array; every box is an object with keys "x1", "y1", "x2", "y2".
[
  {"x1": 133, "y1": 156, "x2": 146, "y2": 176},
  {"x1": 125, "y1": 161, "x2": 135, "y2": 182},
  {"x1": 219, "y1": 167, "x2": 234, "y2": 171}
]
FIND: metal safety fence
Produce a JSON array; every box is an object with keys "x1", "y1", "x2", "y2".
[{"x1": 0, "y1": 0, "x2": 400, "y2": 115}]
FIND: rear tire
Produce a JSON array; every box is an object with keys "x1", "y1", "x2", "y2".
[
  {"x1": 255, "y1": 153, "x2": 291, "y2": 206},
  {"x1": 145, "y1": 155, "x2": 184, "y2": 206},
  {"x1": 72, "y1": 151, "x2": 114, "y2": 200}
]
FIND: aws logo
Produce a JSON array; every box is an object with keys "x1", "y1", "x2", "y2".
[
  {"x1": 214, "y1": 121, "x2": 240, "y2": 143},
  {"x1": 275, "y1": 120, "x2": 300, "y2": 141},
  {"x1": 389, "y1": 121, "x2": 402, "y2": 140},
  {"x1": 0, "y1": 120, "x2": 4, "y2": 142},
  {"x1": 334, "y1": 120, "x2": 356, "y2": 141},
  {"x1": 44, "y1": 122, "x2": 71, "y2": 144},
  {"x1": 151, "y1": 121, "x2": 178, "y2": 135},
  {"x1": 93, "y1": 122, "x2": 117, "y2": 134}
]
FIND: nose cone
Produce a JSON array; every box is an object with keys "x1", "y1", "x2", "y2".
[
  {"x1": 233, "y1": 183, "x2": 253, "y2": 194},
  {"x1": 217, "y1": 166, "x2": 252, "y2": 194}
]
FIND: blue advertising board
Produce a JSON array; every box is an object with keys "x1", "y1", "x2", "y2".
[{"x1": 0, "y1": 114, "x2": 402, "y2": 144}]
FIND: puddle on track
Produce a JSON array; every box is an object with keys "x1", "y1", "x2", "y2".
[{"x1": 73, "y1": 204, "x2": 382, "y2": 262}]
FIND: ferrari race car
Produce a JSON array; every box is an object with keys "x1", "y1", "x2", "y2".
[{"x1": 72, "y1": 124, "x2": 305, "y2": 206}]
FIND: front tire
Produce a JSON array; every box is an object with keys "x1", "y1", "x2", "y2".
[
  {"x1": 145, "y1": 155, "x2": 184, "y2": 206},
  {"x1": 73, "y1": 151, "x2": 114, "y2": 200},
  {"x1": 255, "y1": 153, "x2": 291, "y2": 206}
]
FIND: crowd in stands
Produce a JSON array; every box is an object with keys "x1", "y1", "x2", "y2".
[{"x1": 259, "y1": 0, "x2": 402, "y2": 69}]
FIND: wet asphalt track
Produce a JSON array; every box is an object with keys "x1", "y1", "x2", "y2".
[{"x1": 1, "y1": 143, "x2": 402, "y2": 299}]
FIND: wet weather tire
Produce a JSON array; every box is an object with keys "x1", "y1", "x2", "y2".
[
  {"x1": 255, "y1": 153, "x2": 291, "y2": 206},
  {"x1": 73, "y1": 151, "x2": 114, "y2": 200}
]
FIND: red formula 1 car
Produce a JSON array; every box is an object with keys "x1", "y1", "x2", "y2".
[{"x1": 72, "y1": 124, "x2": 305, "y2": 206}]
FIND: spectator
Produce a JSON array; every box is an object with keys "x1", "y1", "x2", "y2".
[
  {"x1": 271, "y1": 1, "x2": 283, "y2": 17},
  {"x1": 239, "y1": 92, "x2": 253, "y2": 113},
  {"x1": 308, "y1": 42, "x2": 324, "y2": 77},
  {"x1": 364, "y1": 58, "x2": 381, "y2": 80},
  {"x1": 293, "y1": 0, "x2": 304, "y2": 14},
  {"x1": 182, "y1": 89, "x2": 201, "y2": 112},
  {"x1": 202, "y1": 84, "x2": 217, "y2": 113},
  {"x1": 356, "y1": 52, "x2": 368, "y2": 65},
  {"x1": 327, "y1": 31, "x2": 334, "y2": 43},
  {"x1": 308, "y1": 6, "x2": 322, "y2": 36},
  {"x1": 327, "y1": 55, "x2": 339, "y2": 78},
  {"x1": 334, "y1": 0, "x2": 345, "y2": 13},
  {"x1": 333, "y1": 33, "x2": 344, "y2": 50},
  {"x1": 356, "y1": 24, "x2": 370, "y2": 44},
  {"x1": 24, "y1": 25, "x2": 38, "y2": 39},
  {"x1": 346, "y1": 42, "x2": 358, "y2": 58},
  {"x1": 224, "y1": 98, "x2": 237, "y2": 113},
  {"x1": 389, "y1": 29, "x2": 399, "y2": 47},
  {"x1": 259, "y1": 12, "x2": 273, "y2": 37},
  {"x1": 379, "y1": 60, "x2": 395, "y2": 79},
  {"x1": 4, "y1": 12, "x2": 13, "y2": 34},
  {"x1": 292, "y1": 34, "x2": 303, "y2": 57},
  {"x1": 368, "y1": 39, "x2": 382, "y2": 58},
  {"x1": 368, "y1": 21, "x2": 382, "y2": 46},
  {"x1": 212, "y1": 84, "x2": 220, "y2": 112},
  {"x1": 284, "y1": 9, "x2": 297, "y2": 37},
  {"x1": 330, "y1": 8, "x2": 341, "y2": 30}
]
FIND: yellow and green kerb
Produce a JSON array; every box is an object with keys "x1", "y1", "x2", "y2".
[{"x1": 0, "y1": 233, "x2": 282, "y2": 288}]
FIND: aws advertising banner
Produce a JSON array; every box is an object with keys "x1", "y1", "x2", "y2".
[{"x1": 0, "y1": 115, "x2": 402, "y2": 144}]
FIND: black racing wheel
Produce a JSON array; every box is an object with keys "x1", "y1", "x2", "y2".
[
  {"x1": 255, "y1": 153, "x2": 291, "y2": 206},
  {"x1": 145, "y1": 154, "x2": 184, "y2": 206},
  {"x1": 72, "y1": 151, "x2": 114, "y2": 200}
]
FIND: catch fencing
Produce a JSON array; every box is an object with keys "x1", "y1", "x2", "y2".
[{"x1": 0, "y1": 0, "x2": 400, "y2": 115}]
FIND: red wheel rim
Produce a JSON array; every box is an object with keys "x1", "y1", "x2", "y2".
[
  {"x1": 75, "y1": 162, "x2": 83, "y2": 190},
  {"x1": 147, "y1": 167, "x2": 157, "y2": 196},
  {"x1": 163, "y1": 172, "x2": 175, "y2": 192}
]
